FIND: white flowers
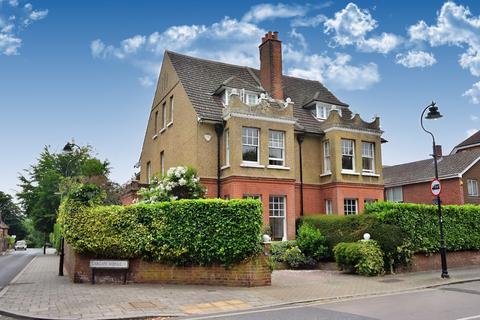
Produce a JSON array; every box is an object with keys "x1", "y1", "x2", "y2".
[{"x1": 137, "y1": 166, "x2": 205, "y2": 203}]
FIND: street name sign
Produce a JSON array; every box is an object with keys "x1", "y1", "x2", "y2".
[{"x1": 89, "y1": 260, "x2": 129, "y2": 269}]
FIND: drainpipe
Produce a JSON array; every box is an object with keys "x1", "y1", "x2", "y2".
[
  {"x1": 297, "y1": 133, "x2": 305, "y2": 216},
  {"x1": 214, "y1": 123, "x2": 224, "y2": 198}
]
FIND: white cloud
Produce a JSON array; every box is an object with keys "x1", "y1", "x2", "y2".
[
  {"x1": 289, "y1": 28, "x2": 307, "y2": 50},
  {"x1": 91, "y1": 17, "x2": 263, "y2": 80},
  {"x1": 464, "y1": 81, "x2": 480, "y2": 104},
  {"x1": 29, "y1": 9, "x2": 48, "y2": 21},
  {"x1": 408, "y1": 1, "x2": 480, "y2": 76},
  {"x1": 291, "y1": 14, "x2": 326, "y2": 28},
  {"x1": 242, "y1": 3, "x2": 308, "y2": 23},
  {"x1": 138, "y1": 76, "x2": 154, "y2": 87},
  {"x1": 323, "y1": 2, "x2": 400, "y2": 54},
  {"x1": 286, "y1": 49, "x2": 380, "y2": 90},
  {"x1": 470, "y1": 115, "x2": 478, "y2": 121},
  {"x1": 395, "y1": 50, "x2": 437, "y2": 68},
  {"x1": 466, "y1": 129, "x2": 478, "y2": 137},
  {"x1": 92, "y1": 4, "x2": 379, "y2": 90},
  {"x1": 0, "y1": 32, "x2": 21, "y2": 55},
  {"x1": 0, "y1": 2, "x2": 47, "y2": 56}
]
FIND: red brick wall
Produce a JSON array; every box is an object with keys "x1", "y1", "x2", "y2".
[
  {"x1": 295, "y1": 182, "x2": 384, "y2": 216},
  {"x1": 402, "y1": 178, "x2": 464, "y2": 205},
  {"x1": 221, "y1": 176, "x2": 296, "y2": 240},
  {"x1": 64, "y1": 243, "x2": 271, "y2": 287},
  {"x1": 398, "y1": 251, "x2": 480, "y2": 273},
  {"x1": 461, "y1": 160, "x2": 480, "y2": 204}
]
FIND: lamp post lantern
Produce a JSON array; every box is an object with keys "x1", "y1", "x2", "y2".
[
  {"x1": 58, "y1": 142, "x2": 80, "y2": 277},
  {"x1": 420, "y1": 101, "x2": 449, "y2": 279}
]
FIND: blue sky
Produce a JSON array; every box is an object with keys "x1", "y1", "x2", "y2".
[{"x1": 1, "y1": 0, "x2": 480, "y2": 197}]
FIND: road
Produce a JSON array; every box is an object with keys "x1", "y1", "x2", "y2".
[
  {"x1": 0, "y1": 248, "x2": 43, "y2": 290},
  {"x1": 185, "y1": 280, "x2": 480, "y2": 320}
]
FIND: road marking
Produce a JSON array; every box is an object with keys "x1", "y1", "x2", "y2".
[{"x1": 456, "y1": 315, "x2": 480, "y2": 320}]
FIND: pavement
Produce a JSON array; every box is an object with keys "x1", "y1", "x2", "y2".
[
  {"x1": 0, "y1": 253, "x2": 479, "y2": 320},
  {"x1": 0, "y1": 248, "x2": 45, "y2": 290}
]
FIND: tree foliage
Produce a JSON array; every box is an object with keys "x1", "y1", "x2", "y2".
[
  {"x1": 0, "y1": 191, "x2": 27, "y2": 239},
  {"x1": 16, "y1": 144, "x2": 111, "y2": 235}
]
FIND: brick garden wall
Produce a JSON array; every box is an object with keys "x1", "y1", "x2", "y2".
[
  {"x1": 64, "y1": 243, "x2": 271, "y2": 287},
  {"x1": 398, "y1": 251, "x2": 480, "y2": 273}
]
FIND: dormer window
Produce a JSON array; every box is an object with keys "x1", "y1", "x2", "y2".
[
  {"x1": 313, "y1": 102, "x2": 342, "y2": 120},
  {"x1": 222, "y1": 88, "x2": 259, "y2": 106}
]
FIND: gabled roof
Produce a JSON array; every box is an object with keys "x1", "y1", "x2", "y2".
[
  {"x1": 451, "y1": 130, "x2": 480, "y2": 153},
  {"x1": 166, "y1": 51, "x2": 348, "y2": 134},
  {"x1": 383, "y1": 150, "x2": 480, "y2": 188}
]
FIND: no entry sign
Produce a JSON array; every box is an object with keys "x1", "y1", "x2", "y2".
[{"x1": 431, "y1": 179, "x2": 442, "y2": 196}]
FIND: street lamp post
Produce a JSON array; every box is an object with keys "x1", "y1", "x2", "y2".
[
  {"x1": 420, "y1": 101, "x2": 449, "y2": 279},
  {"x1": 58, "y1": 142, "x2": 80, "y2": 277}
]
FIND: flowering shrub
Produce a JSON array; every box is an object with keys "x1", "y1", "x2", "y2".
[{"x1": 138, "y1": 166, "x2": 205, "y2": 203}]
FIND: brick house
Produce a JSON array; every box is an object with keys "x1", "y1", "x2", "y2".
[
  {"x1": 128, "y1": 31, "x2": 386, "y2": 240},
  {"x1": 383, "y1": 148, "x2": 480, "y2": 205},
  {"x1": 451, "y1": 130, "x2": 480, "y2": 154}
]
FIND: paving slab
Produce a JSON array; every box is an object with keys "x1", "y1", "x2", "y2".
[{"x1": 0, "y1": 254, "x2": 479, "y2": 319}]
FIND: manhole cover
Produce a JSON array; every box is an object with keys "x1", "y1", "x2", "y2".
[{"x1": 379, "y1": 278, "x2": 403, "y2": 283}]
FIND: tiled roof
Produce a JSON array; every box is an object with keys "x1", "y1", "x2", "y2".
[
  {"x1": 383, "y1": 150, "x2": 480, "y2": 187},
  {"x1": 166, "y1": 51, "x2": 348, "y2": 134},
  {"x1": 453, "y1": 130, "x2": 480, "y2": 151}
]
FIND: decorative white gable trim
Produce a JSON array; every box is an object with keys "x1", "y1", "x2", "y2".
[
  {"x1": 323, "y1": 126, "x2": 383, "y2": 136},
  {"x1": 223, "y1": 112, "x2": 297, "y2": 124}
]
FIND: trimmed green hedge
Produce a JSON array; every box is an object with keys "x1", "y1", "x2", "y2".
[
  {"x1": 61, "y1": 199, "x2": 263, "y2": 266},
  {"x1": 334, "y1": 240, "x2": 384, "y2": 276},
  {"x1": 299, "y1": 214, "x2": 410, "y2": 270},
  {"x1": 365, "y1": 202, "x2": 480, "y2": 253}
]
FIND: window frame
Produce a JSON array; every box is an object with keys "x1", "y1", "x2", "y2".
[
  {"x1": 361, "y1": 141, "x2": 375, "y2": 173},
  {"x1": 468, "y1": 179, "x2": 479, "y2": 196},
  {"x1": 168, "y1": 96, "x2": 174, "y2": 126},
  {"x1": 161, "y1": 102, "x2": 167, "y2": 131},
  {"x1": 224, "y1": 129, "x2": 230, "y2": 166},
  {"x1": 242, "y1": 127, "x2": 260, "y2": 164},
  {"x1": 344, "y1": 198, "x2": 358, "y2": 215},
  {"x1": 386, "y1": 187, "x2": 403, "y2": 203},
  {"x1": 268, "y1": 130, "x2": 285, "y2": 166},
  {"x1": 146, "y1": 161, "x2": 152, "y2": 184},
  {"x1": 341, "y1": 139, "x2": 356, "y2": 172},
  {"x1": 323, "y1": 140, "x2": 331, "y2": 174},
  {"x1": 269, "y1": 195, "x2": 287, "y2": 241},
  {"x1": 325, "y1": 199, "x2": 333, "y2": 215},
  {"x1": 154, "y1": 110, "x2": 159, "y2": 134},
  {"x1": 160, "y1": 151, "x2": 165, "y2": 176}
]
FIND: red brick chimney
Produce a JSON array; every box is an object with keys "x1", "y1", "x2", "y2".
[
  {"x1": 434, "y1": 145, "x2": 443, "y2": 158},
  {"x1": 259, "y1": 31, "x2": 283, "y2": 100}
]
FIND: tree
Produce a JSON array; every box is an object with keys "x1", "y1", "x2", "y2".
[
  {"x1": 17, "y1": 144, "x2": 111, "y2": 236},
  {"x1": 0, "y1": 191, "x2": 27, "y2": 240}
]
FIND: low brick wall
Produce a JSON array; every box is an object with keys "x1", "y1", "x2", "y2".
[
  {"x1": 64, "y1": 244, "x2": 271, "y2": 287},
  {"x1": 398, "y1": 250, "x2": 480, "y2": 273}
]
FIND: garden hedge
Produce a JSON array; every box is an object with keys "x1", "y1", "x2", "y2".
[
  {"x1": 60, "y1": 198, "x2": 263, "y2": 266},
  {"x1": 364, "y1": 202, "x2": 480, "y2": 253}
]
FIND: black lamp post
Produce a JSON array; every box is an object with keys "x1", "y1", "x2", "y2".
[
  {"x1": 420, "y1": 101, "x2": 449, "y2": 279},
  {"x1": 58, "y1": 142, "x2": 80, "y2": 276}
]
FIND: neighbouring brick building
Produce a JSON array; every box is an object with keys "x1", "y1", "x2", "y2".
[
  {"x1": 126, "y1": 31, "x2": 387, "y2": 240},
  {"x1": 451, "y1": 130, "x2": 480, "y2": 154},
  {"x1": 383, "y1": 148, "x2": 480, "y2": 205}
]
